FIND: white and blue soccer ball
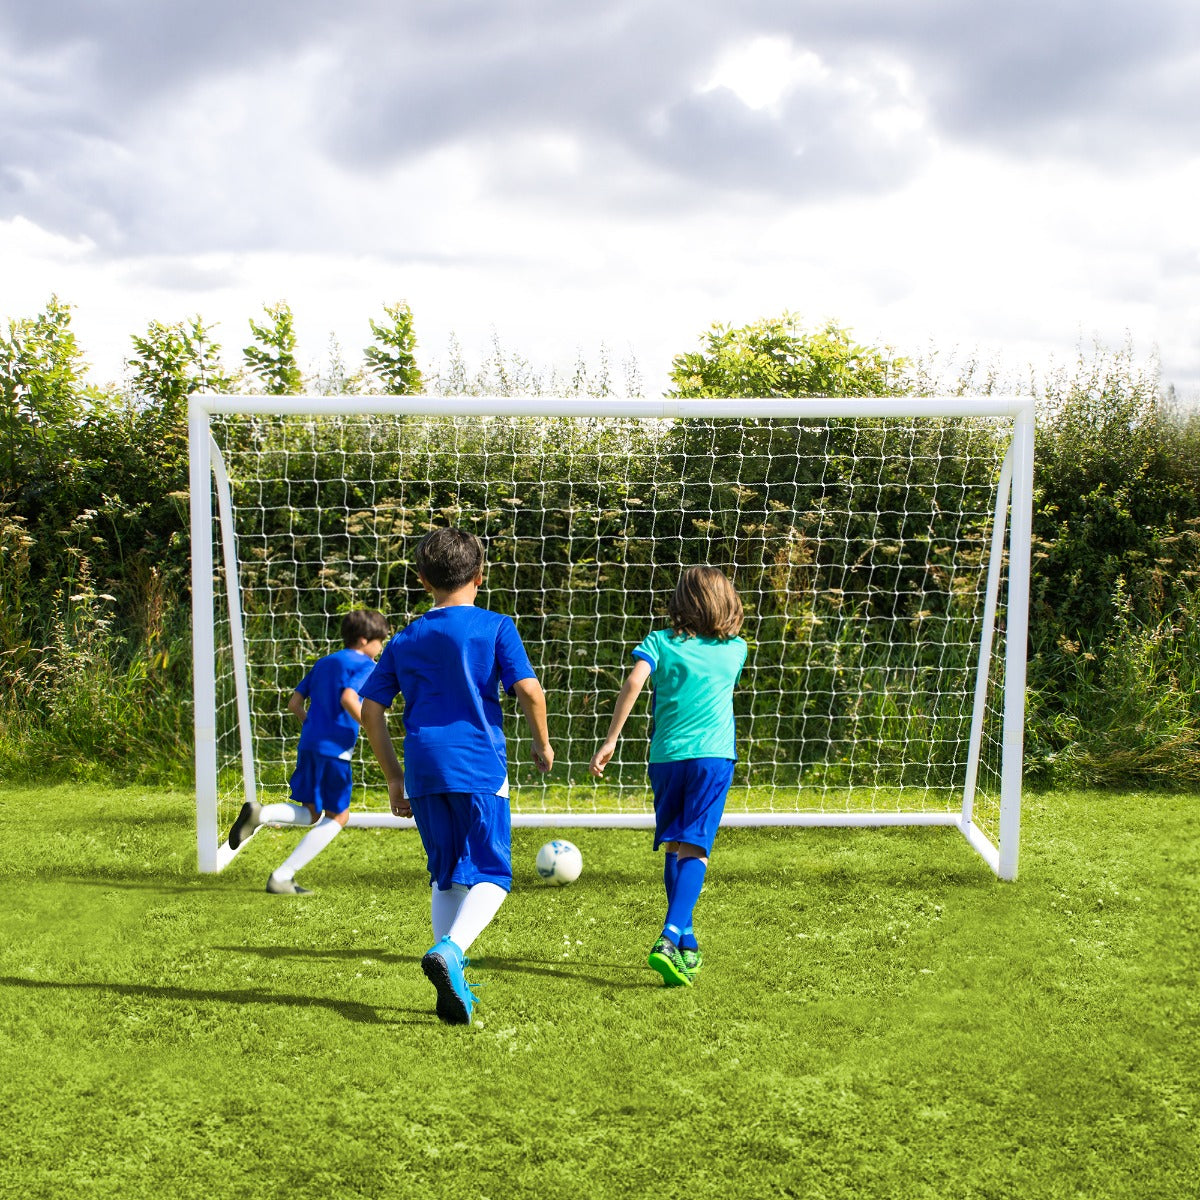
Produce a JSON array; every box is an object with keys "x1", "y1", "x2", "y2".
[{"x1": 536, "y1": 839, "x2": 583, "y2": 885}]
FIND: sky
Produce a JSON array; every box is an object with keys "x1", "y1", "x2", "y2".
[{"x1": 2, "y1": 0, "x2": 1199, "y2": 398}]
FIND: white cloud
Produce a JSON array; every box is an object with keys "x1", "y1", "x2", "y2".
[{"x1": 0, "y1": 1, "x2": 1197, "y2": 398}]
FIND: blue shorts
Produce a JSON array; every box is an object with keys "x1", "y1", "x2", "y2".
[
  {"x1": 289, "y1": 748, "x2": 354, "y2": 816},
  {"x1": 409, "y1": 792, "x2": 513, "y2": 892},
  {"x1": 648, "y1": 758, "x2": 736, "y2": 855}
]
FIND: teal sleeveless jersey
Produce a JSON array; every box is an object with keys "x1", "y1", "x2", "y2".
[{"x1": 632, "y1": 628, "x2": 748, "y2": 763}]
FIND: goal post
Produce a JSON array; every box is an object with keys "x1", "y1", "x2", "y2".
[{"x1": 189, "y1": 394, "x2": 1034, "y2": 879}]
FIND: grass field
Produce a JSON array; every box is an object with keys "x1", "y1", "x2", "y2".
[{"x1": 1, "y1": 786, "x2": 1196, "y2": 1200}]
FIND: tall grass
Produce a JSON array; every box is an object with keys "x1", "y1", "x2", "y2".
[
  {"x1": 1027, "y1": 582, "x2": 1200, "y2": 786},
  {"x1": 0, "y1": 549, "x2": 191, "y2": 785}
]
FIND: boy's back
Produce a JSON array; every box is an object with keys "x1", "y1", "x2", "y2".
[
  {"x1": 296, "y1": 646, "x2": 378, "y2": 759},
  {"x1": 362, "y1": 605, "x2": 534, "y2": 797}
]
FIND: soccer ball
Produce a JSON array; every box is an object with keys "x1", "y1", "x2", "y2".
[{"x1": 536, "y1": 839, "x2": 583, "y2": 885}]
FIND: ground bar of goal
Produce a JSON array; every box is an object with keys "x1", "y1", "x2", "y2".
[{"x1": 344, "y1": 811, "x2": 964, "y2": 830}]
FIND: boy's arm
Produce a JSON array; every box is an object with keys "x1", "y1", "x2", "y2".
[
  {"x1": 360, "y1": 698, "x2": 409, "y2": 818},
  {"x1": 511, "y1": 677, "x2": 554, "y2": 774},
  {"x1": 287, "y1": 691, "x2": 307, "y2": 724},
  {"x1": 589, "y1": 658, "x2": 652, "y2": 776},
  {"x1": 341, "y1": 688, "x2": 363, "y2": 725}
]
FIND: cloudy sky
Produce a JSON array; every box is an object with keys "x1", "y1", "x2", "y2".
[{"x1": 2, "y1": 1, "x2": 1198, "y2": 397}]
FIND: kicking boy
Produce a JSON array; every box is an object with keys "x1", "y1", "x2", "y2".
[
  {"x1": 359, "y1": 527, "x2": 553, "y2": 1026},
  {"x1": 227, "y1": 608, "x2": 389, "y2": 893}
]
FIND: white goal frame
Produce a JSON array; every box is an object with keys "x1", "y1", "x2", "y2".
[{"x1": 189, "y1": 394, "x2": 1034, "y2": 880}]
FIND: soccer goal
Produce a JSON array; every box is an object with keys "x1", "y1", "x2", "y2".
[{"x1": 189, "y1": 395, "x2": 1034, "y2": 879}]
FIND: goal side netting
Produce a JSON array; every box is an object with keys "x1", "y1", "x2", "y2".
[{"x1": 189, "y1": 396, "x2": 1034, "y2": 879}]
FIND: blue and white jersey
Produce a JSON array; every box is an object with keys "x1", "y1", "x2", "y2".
[
  {"x1": 359, "y1": 605, "x2": 536, "y2": 799},
  {"x1": 295, "y1": 647, "x2": 377, "y2": 760}
]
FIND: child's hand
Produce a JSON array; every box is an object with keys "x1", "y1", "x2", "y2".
[
  {"x1": 589, "y1": 742, "x2": 617, "y2": 777},
  {"x1": 531, "y1": 740, "x2": 554, "y2": 774},
  {"x1": 387, "y1": 775, "x2": 411, "y2": 818}
]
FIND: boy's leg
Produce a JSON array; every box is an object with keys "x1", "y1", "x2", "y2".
[
  {"x1": 269, "y1": 812, "x2": 346, "y2": 887},
  {"x1": 663, "y1": 844, "x2": 679, "y2": 903},
  {"x1": 648, "y1": 845, "x2": 706, "y2": 986},
  {"x1": 660, "y1": 759, "x2": 732, "y2": 946},
  {"x1": 664, "y1": 847, "x2": 707, "y2": 945},
  {"x1": 414, "y1": 792, "x2": 511, "y2": 1025},
  {"x1": 229, "y1": 799, "x2": 311, "y2": 849},
  {"x1": 259, "y1": 802, "x2": 314, "y2": 826},
  {"x1": 446, "y1": 882, "x2": 507, "y2": 954},
  {"x1": 431, "y1": 883, "x2": 469, "y2": 941},
  {"x1": 410, "y1": 794, "x2": 482, "y2": 1025},
  {"x1": 267, "y1": 757, "x2": 351, "y2": 893},
  {"x1": 236, "y1": 749, "x2": 320, "y2": 848}
]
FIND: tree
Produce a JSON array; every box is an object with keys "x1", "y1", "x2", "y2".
[
  {"x1": 127, "y1": 317, "x2": 233, "y2": 415},
  {"x1": 668, "y1": 313, "x2": 910, "y2": 398},
  {"x1": 243, "y1": 302, "x2": 302, "y2": 395},
  {"x1": 363, "y1": 301, "x2": 423, "y2": 394},
  {"x1": 0, "y1": 295, "x2": 98, "y2": 498}
]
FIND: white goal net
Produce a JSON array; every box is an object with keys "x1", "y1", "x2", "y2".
[{"x1": 190, "y1": 396, "x2": 1033, "y2": 878}]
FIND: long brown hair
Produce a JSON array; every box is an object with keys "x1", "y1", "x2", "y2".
[{"x1": 668, "y1": 566, "x2": 744, "y2": 640}]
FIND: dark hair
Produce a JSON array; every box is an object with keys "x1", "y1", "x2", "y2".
[
  {"x1": 415, "y1": 527, "x2": 486, "y2": 591},
  {"x1": 668, "y1": 566, "x2": 744, "y2": 640},
  {"x1": 341, "y1": 609, "x2": 388, "y2": 647}
]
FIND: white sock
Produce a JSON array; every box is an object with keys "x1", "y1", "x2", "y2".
[
  {"x1": 259, "y1": 802, "x2": 313, "y2": 827},
  {"x1": 446, "y1": 882, "x2": 507, "y2": 954},
  {"x1": 431, "y1": 883, "x2": 469, "y2": 941},
  {"x1": 272, "y1": 815, "x2": 341, "y2": 881}
]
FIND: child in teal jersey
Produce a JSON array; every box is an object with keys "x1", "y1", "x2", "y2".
[{"x1": 590, "y1": 566, "x2": 747, "y2": 986}]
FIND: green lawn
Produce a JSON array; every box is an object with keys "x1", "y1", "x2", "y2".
[{"x1": 1, "y1": 785, "x2": 1196, "y2": 1199}]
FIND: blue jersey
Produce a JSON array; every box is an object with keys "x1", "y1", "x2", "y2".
[
  {"x1": 359, "y1": 605, "x2": 536, "y2": 798},
  {"x1": 295, "y1": 647, "x2": 378, "y2": 760}
]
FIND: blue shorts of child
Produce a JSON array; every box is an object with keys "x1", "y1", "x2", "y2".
[
  {"x1": 409, "y1": 791, "x2": 513, "y2": 891},
  {"x1": 648, "y1": 757, "x2": 736, "y2": 855},
  {"x1": 289, "y1": 747, "x2": 353, "y2": 816}
]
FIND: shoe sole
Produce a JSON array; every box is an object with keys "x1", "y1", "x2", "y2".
[
  {"x1": 648, "y1": 949, "x2": 692, "y2": 988},
  {"x1": 421, "y1": 952, "x2": 472, "y2": 1025}
]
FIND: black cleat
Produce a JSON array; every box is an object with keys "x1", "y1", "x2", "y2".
[{"x1": 227, "y1": 800, "x2": 262, "y2": 850}]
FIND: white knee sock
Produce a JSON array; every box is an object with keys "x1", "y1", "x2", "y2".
[
  {"x1": 259, "y1": 802, "x2": 313, "y2": 827},
  {"x1": 273, "y1": 815, "x2": 341, "y2": 880},
  {"x1": 431, "y1": 883, "x2": 469, "y2": 941},
  {"x1": 446, "y1": 882, "x2": 507, "y2": 954}
]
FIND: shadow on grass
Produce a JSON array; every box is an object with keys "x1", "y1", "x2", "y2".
[
  {"x1": 1, "y1": 874, "x2": 206, "y2": 896},
  {"x1": 217, "y1": 944, "x2": 647, "y2": 990},
  {"x1": 0, "y1": 974, "x2": 426, "y2": 1025}
]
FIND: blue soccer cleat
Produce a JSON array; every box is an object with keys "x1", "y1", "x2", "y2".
[{"x1": 420, "y1": 936, "x2": 477, "y2": 1025}]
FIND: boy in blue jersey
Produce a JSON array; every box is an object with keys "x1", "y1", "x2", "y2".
[
  {"x1": 590, "y1": 566, "x2": 746, "y2": 987},
  {"x1": 227, "y1": 609, "x2": 389, "y2": 894},
  {"x1": 360, "y1": 528, "x2": 553, "y2": 1026}
]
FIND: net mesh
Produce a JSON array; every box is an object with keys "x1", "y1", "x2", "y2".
[{"x1": 207, "y1": 411, "x2": 1012, "y2": 844}]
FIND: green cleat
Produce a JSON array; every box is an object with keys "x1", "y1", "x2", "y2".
[
  {"x1": 648, "y1": 935, "x2": 692, "y2": 988},
  {"x1": 680, "y1": 947, "x2": 703, "y2": 979}
]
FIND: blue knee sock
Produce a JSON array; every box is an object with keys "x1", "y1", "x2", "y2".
[
  {"x1": 663, "y1": 856, "x2": 707, "y2": 944},
  {"x1": 663, "y1": 851, "x2": 678, "y2": 902}
]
